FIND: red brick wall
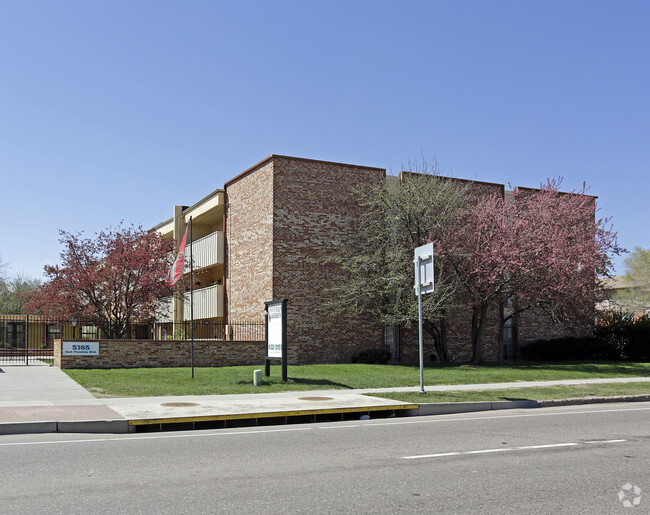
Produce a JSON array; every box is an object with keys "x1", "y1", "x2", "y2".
[
  {"x1": 398, "y1": 326, "x2": 438, "y2": 364},
  {"x1": 220, "y1": 157, "x2": 593, "y2": 364},
  {"x1": 397, "y1": 175, "x2": 505, "y2": 363},
  {"x1": 53, "y1": 339, "x2": 267, "y2": 369},
  {"x1": 399, "y1": 302, "x2": 502, "y2": 363},
  {"x1": 271, "y1": 156, "x2": 386, "y2": 363},
  {"x1": 225, "y1": 160, "x2": 275, "y2": 322},
  {"x1": 517, "y1": 308, "x2": 592, "y2": 346}
]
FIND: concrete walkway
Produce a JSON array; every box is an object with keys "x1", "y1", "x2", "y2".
[{"x1": 1, "y1": 362, "x2": 649, "y2": 435}]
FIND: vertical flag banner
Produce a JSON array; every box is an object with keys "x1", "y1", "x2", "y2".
[{"x1": 167, "y1": 226, "x2": 188, "y2": 286}]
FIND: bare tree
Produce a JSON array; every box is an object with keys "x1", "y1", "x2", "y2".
[
  {"x1": 0, "y1": 273, "x2": 41, "y2": 314},
  {"x1": 327, "y1": 161, "x2": 469, "y2": 363}
]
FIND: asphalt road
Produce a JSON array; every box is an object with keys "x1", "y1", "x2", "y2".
[{"x1": 1, "y1": 402, "x2": 648, "y2": 514}]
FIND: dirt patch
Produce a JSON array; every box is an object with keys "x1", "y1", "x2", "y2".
[{"x1": 88, "y1": 388, "x2": 117, "y2": 398}]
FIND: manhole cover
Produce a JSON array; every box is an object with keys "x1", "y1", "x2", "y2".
[
  {"x1": 161, "y1": 402, "x2": 200, "y2": 407},
  {"x1": 298, "y1": 396, "x2": 333, "y2": 401}
]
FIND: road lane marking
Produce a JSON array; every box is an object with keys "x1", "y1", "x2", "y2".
[
  {"x1": 318, "y1": 424, "x2": 360, "y2": 429},
  {"x1": 402, "y1": 440, "x2": 626, "y2": 460},
  {"x1": 585, "y1": 439, "x2": 627, "y2": 444},
  {"x1": 465, "y1": 448, "x2": 513, "y2": 454},
  {"x1": 0, "y1": 426, "x2": 312, "y2": 447}
]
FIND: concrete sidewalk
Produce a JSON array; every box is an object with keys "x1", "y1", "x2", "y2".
[{"x1": 1, "y1": 362, "x2": 649, "y2": 435}]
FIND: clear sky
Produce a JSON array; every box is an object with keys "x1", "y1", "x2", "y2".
[{"x1": 1, "y1": 0, "x2": 648, "y2": 280}]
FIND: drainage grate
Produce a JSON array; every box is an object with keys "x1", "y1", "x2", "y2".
[
  {"x1": 161, "y1": 402, "x2": 200, "y2": 407},
  {"x1": 132, "y1": 407, "x2": 415, "y2": 433},
  {"x1": 298, "y1": 397, "x2": 334, "y2": 401}
]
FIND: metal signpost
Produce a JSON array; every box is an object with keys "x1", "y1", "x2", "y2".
[
  {"x1": 189, "y1": 216, "x2": 195, "y2": 379},
  {"x1": 264, "y1": 299, "x2": 288, "y2": 381},
  {"x1": 414, "y1": 243, "x2": 434, "y2": 394}
]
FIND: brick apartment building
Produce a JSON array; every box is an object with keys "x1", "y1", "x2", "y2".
[{"x1": 152, "y1": 155, "x2": 584, "y2": 364}]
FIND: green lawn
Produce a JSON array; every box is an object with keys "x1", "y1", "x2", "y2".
[
  {"x1": 369, "y1": 382, "x2": 650, "y2": 404},
  {"x1": 63, "y1": 361, "x2": 650, "y2": 398}
]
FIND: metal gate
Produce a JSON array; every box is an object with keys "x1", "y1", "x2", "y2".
[{"x1": 0, "y1": 315, "x2": 54, "y2": 365}]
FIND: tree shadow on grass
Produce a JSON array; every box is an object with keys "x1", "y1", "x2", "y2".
[
  {"x1": 445, "y1": 361, "x2": 650, "y2": 377},
  {"x1": 518, "y1": 362, "x2": 650, "y2": 376},
  {"x1": 236, "y1": 377, "x2": 353, "y2": 389},
  {"x1": 400, "y1": 361, "x2": 650, "y2": 375}
]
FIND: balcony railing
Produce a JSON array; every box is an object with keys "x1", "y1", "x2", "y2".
[
  {"x1": 184, "y1": 231, "x2": 224, "y2": 272},
  {"x1": 152, "y1": 320, "x2": 264, "y2": 341},
  {"x1": 183, "y1": 284, "x2": 223, "y2": 319},
  {"x1": 157, "y1": 284, "x2": 224, "y2": 321}
]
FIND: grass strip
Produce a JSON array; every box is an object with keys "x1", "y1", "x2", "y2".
[
  {"x1": 63, "y1": 362, "x2": 650, "y2": 397},
  {"x1": 368, "y1": 382, "x2": 650, "y2": 404}
]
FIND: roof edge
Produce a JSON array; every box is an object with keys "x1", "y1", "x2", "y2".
[
  {"x1": 150, "y1": 217, "x2": 174, "y2": 233},
  {"x1": 225, "y1": 154, "x2": 386, "y2": 188}
]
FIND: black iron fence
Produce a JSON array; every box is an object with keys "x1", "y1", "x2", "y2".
[
  {"x1": 0, "y1": 315, "x2": 265, "y2": 353},
  {"x1": 152, "y1": 320, "x2": 265, "y2": 342},
  {"x1": 0, "y1": 314, "x2": 59, "y2": 363}
]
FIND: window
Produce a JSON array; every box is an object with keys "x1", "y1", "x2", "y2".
[
  {"x1": 46, "y1": 324, "x2": 61, "y2": 346},
  {"x1": 81, "y1": 325, "x2": 98, "y2": 340},
  {"x1": 5, "y1": 322, "x2": 25, "y2": 348}
]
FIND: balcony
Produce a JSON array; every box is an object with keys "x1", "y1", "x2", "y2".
[
  {"x1": 183, "y1": 284, "x2": 224, "y2": 320},
  {"x1": 184, "y1": 231, "x2": 224, "y2": 272},
  {"x1": 156, "y1": 284, "x2": 224, "y2": 321}
]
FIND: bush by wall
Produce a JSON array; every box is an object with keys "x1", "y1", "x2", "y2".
[
  {"x1": 518, "y1": 336, "x2": 618, "y2": 361},
  {"x1": 351, "y1": 348, "x2": 392, "y2": 364},
  {"x1": 595, "y1": 313, "x2": 650, "y2": 361},
  {"x1": 519, "y1": 313, "x2": 650, "y2": 361}
]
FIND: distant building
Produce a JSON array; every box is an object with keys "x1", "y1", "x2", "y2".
[{"x1": 600, "y1": 276, "x2": 650, "y2": 318}]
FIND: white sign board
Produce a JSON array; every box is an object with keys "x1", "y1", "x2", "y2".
[
  {"x1": 414, "y1": 242, "x2": 434, "y2": 295},
  {"x1": 265, "y1": 298, "x2": 288, "y2": 381},
  {"x1": 413, "y1": 242, "x2": 434, "y2": 394},
  {"x1": 62, "y1": 341, "x2": 99, "y2": 356},
  {"x1": 267, "y1": 304, "x2": 283, "y2": 358}
]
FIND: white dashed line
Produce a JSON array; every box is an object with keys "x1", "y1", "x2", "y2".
[{"x1": 402, "y1": 440, "x2": 627, "y2": 460}]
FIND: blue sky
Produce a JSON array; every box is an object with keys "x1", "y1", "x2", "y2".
[{"x1": 1, "y1": 0, "x2": 648, "y2": 279}]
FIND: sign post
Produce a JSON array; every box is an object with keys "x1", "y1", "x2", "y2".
[
  {"x1": 264, "y1": 299, "x2": 288, "y2": 381},
  {"x1": 414, "y1": 243, "x2": 434, "y2": 394}
]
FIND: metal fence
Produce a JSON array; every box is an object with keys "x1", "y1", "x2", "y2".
[
  {"x1": 0, "y1": 315, "x2": 265, "y2": 358},
  {"x1": 151, "y1": 320, "x2": 265, "y2": 342},
  {"x1": 0, "y1": 314, "x2": 58, "y2": 364}
]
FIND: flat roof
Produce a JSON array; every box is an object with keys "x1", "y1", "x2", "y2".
[{"x1": 150, "y1": 188, "x2": 224, "y2": 232}]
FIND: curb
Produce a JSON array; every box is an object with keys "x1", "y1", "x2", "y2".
[
  {"x1": 57, "y1": 420, "x2": 131, "y2": 434},
  {"x1": 417, "y1": 394, "x2": 650, "y2": 415},
  {"x1": 537, "y1": 394, "x2": 650, "y2": 408},
  {"x1": 2, "y1": 395, "x2": 649, "y2": 436},
  {"x1": 0, "y1": 421, "x2": 58, "y2": 435},
  {"x1": 418, "y1": 400, "x2": 538, "y2": 416},
  {"x1": 128, "y1": 403, "x2": 419, "y2": 432},
  {"x1": 0, "y1": 419, "x2": 131, "y2": 436}
]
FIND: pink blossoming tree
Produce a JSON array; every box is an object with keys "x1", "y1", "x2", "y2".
[
  {"x1": 434, "y1": 179, "x2": 621, "y2": 362},
  {"x1": 25, "y1": 225, "x2": 174, "y2": 339}
]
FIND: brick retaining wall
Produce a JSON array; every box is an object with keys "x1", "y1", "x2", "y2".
[{"x1": 53, "y1": 339, "x2": 274, "y2": 369}]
